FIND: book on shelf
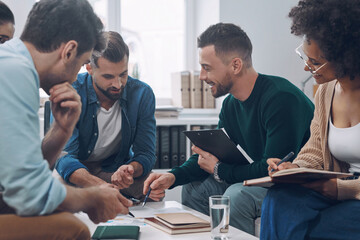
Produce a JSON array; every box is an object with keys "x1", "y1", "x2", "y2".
[
  {"x1": 170, "y1": 126, "x2": 179, "y2": 168},
  {"x1": 160, "y1": 126, "x2": 170, "y2": 169},
  {"x1": 243, "y1": 167, "x2": 353, "y2": 187},
  {"x1": 190, "y1": 71, "x2": 202, "y2": 108},
  {"x1": 144, "y1": 212, "x2": 211, "y2": 235},
  {"x1": 171, "y1": 71, "x2": 191, "y2": 108},
  {"x1": 155, "y1": 105, "x2": 182, "y2": 118},
  {"x1": 202, "y1": 81, "x2": 215, "y2": 109},
  {"x1": 178, "y1": 125, "x2": 187, "y2": 165},
  {"x1": 183, "y1": 128, "x2": 252, "y2": 165}
]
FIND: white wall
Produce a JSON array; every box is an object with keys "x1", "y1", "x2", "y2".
[
  {"x1": 189, "y1": 0, "x2": 314, "y2": 99},
  {"x1": 4, "y1": 0, "x2": 314, "y2": 99},
  {"x1": 2, "y1": 0, "x2": 35, "y2": 38},
  {"x1": 219, "y1": 0, "x2": 314, "y2": 98}
]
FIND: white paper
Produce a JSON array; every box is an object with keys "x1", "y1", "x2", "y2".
[
  {"x1": 99, "y1": 216, "x2": 147, "y2": 227},
  {"x1": 126, "y1": 206, "x2": 190, "y2": 219}
]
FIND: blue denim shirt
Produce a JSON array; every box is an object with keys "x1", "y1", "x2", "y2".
[{"x1": 55, "y1": 72, "x2": 156, "y2": 183}]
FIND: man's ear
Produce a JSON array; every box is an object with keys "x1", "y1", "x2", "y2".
[
  {"x1": 61, "y1": 40, "x2": 78, "y2": 63},
  {"x1": 232, "y1": 57, "x2": 243, "y2": 75},
  {"x1": 86, "y1": 63, "x2": 93, "y2": 75}
]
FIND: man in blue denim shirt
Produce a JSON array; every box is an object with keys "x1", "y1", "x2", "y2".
[{"x1": 55, "y1": 31, "x2": 156, "y2": 200}]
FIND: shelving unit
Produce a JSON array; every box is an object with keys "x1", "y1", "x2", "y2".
[{"x1": 156, "y1": 116, "x2": 218, "y2": 161}]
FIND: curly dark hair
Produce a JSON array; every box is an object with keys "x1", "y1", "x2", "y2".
[{"x1": 289, "y1": 0, "x2": 360, "y2": 79}]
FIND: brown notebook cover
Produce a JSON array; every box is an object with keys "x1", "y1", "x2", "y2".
[
  {"x1": 144, "y1": 212, "x2": 210, "y2": 235},
  {"x1": 243, "y1": 168, "x2": 353, "y2": 187}
]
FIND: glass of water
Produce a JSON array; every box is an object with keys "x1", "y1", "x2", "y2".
[{"x1": 209, "y1": 195, "x2": 230, "y2": 240}]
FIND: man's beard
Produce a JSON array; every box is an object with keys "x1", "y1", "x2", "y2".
[
  {"x1": 94, "y1": 81, "x2": 123, "y2": 101},
  {"x1": 212, "y1": 73, "x2": 232, "y2": 98}
]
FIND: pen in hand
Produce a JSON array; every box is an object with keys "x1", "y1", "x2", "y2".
[
  {"x1": 142, "y1": 188, "x2": 152, "y2": 207},
  {"x1": 270, "y1": 152, "x2": 295, "y2": 173},
  {"x1": 128, "y1": 211, "x2": 135, "y2": 218}
]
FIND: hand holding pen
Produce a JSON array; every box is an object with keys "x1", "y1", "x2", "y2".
[
  {"x1": 142, "y1": 188, "x2": 152, "y2": 207},
  {"x1": 268, "y1": 152, "x2": 296, "y2": 174},
  {"x1": 142, "y1": 172, "x2": 175, "y2": 202}
]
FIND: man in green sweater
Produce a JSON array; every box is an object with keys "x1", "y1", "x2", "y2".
[{"x1": 143, "y1": 23, "x2": 314, "y2": 235}]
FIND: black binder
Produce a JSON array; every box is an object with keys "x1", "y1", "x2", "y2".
[
  {"x1": 178, "y1": 125, "x2": 187, "y2": 166},
  {"x1": 154, "y1": 126, "x2": 160, "y2": 169},
  {"x1": 170, "y1": 126, "x2": 179, "y2": 168},
  {"x1": 160, "y1": 126, "x2": 170, "y2": 169}
]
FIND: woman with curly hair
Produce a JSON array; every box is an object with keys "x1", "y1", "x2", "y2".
[{"x1": 260, "y1": 0, "x2": 360, "y2": 239}]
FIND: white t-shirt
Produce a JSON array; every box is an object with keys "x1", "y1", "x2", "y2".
[
  {"x1": 328, "y1": 118, "x2": 360, "y2": 173},
  {"x1": 87, "y1": 102, "x2": 122, "y2": 162}
]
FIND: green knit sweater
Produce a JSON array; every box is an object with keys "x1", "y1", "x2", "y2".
[{"x1": 170, "y1": 73, "x2": 314, "y2": 186}]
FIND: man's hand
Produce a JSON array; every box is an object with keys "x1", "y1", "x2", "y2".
[
  {"x1": 49, "y1": 82, "x2": 81, "y2": 135},
  {"x1": 111, "y1": 165, "x2": 135, "y2": 189},
  {"x1": 267, "y1": 158, "x2": 299, "y2": 176},
  {"x1": 302, "y1": 178, "x2": 338, "y2": 199},
  {"x1": 192, "y1": 145, "x2": 218, "y2": 174},
  {"x1": 42, "y1": 82, "x2": 81, "y2": 166},
  {"x1": 143, "y1": 173, "x2": 175, "y2": 201},
  {"x1": 84, "y1": 185, "x2": 133, "y2": 224}
]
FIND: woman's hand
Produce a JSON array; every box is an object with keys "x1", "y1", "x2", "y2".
[
  {"x1": 302, "y1": 178, "x2": 338, "y2": 199},
  {"x1": 267, "y1": 158, "x2": 299, "y2": 176}
]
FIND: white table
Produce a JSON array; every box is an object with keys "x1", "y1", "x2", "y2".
[{"x1": 76, "y1": 201, "x2": 259, "y2": 240}]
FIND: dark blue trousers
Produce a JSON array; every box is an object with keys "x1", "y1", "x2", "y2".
[{"x1": 260, "y1": 184, "x2": 360, "y2": 240}]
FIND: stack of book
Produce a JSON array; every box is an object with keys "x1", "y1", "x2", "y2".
[
  {"x1": 171, "y1": 71, "x2": 215, "y2": 109},
  {"x1": 154, "y1": 105, "x2": 182, "y2": 118},
  {"x1": 144, "y1": 212, "x2": 211, "y2": 235}
]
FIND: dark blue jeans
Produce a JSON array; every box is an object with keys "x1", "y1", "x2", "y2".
[{"x1": 260, "y1": 184, "x2": 360, "y2": 240}]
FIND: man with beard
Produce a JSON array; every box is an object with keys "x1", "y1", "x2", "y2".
[
  {"x1": 143, "y1": 23, "x2": 314, "y2": 235},
  {"x1": 55, "y1": 31, "x2": 156, "y2": 201}
]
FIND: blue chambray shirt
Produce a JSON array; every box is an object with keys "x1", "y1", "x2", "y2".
[
  {"x1": 0, "y1": 38, "x2": 66, "y2": 216},
  {"x1": 55, "y1": 72, "x2": 156, "y2": 183}
]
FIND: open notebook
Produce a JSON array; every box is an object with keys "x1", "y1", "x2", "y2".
[{"x1": 243, "y1": 167, "x2": 353, "y2": 187}]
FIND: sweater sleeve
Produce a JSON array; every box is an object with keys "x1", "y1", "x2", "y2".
[
  {"x1": 168, "y1": 107, "x2": 227, "y2": 187},
  {"x1": 127, "y1": 85, "x2": 156, "y2": 176},
  {"x1": 169, "y1": 154, "x2": 209, "y2": 188},
  {"x1": 218, "y1": 92, "x2": 314, "y2": 183},
  {"x1": 293, "y1": 84, "x2": 327, "y2": 169}
]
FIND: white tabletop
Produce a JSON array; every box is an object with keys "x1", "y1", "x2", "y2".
[{"x1": 75, "y1": 201, "x2": 258, "y2": 240}]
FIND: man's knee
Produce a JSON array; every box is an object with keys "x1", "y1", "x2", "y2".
[
  {"x1": 224, "y1": 183, "x2": 267, "y2": 216},
  {"x1": 182, "y1": 182, "x2": 205, "y2": 203},
  {"x1": 52, "y1": 212, "x2": 90, "y2": 240},
  {"x1": 0, "y1": 212, "x2": 90, "y2": 240},
  {"x1": 224, "y1": 183, "x2": 253, "y2": 203}
]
